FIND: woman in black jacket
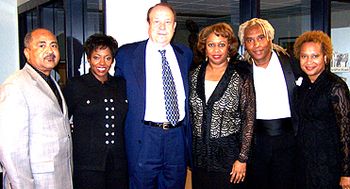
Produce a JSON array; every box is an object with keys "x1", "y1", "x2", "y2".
[
  {"x1": 64, "y1": 33, "x2": 128, "y2": 189},
  {"x1": 293, "y1": 30, "x2": 350, "y2": 189}
]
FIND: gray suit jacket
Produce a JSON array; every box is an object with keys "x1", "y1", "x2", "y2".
[{"x1": 0, "y1": 64, "x2": 73, "y2": 189}]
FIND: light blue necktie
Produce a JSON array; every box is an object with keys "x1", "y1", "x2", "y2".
[{"x1": 158, "y1": 49, "x2": 180, "y2": 126}]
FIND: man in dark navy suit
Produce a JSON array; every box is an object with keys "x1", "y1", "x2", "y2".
[{"x1": 114, "y1": 2, "x2": 193, "y2": 189}]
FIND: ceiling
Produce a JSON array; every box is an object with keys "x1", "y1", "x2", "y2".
[
  {"x1": 17, "y1": 0, "x2": 350, "y2": 26},
  {"x1": 18, "y1": 0, "x2": 350, "y2": 19},
  {"x1": 167, "y1": 0, "x2": 350, "y2": 26},
  {"x1": 168, "y1": 0, "x2": 305, "y2": 20},
  {"x1": 168, "y1": 0, "x2": 303, "y2": 16}
]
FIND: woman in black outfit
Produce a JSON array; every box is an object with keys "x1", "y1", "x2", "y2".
[
  {"x1": 64, "y1": 33, "x2": 128, "y2": 189},
  {"x1": 189, "y1": 22, "x2": 255, "y2": 189},
  {"x1": 293, "y1": 30, "x2": 350, "y2": 189}
]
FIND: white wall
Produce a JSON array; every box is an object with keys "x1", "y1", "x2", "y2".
[
  {"x1": 0, "y1": 0, "x2": 19, "y2": 174},
  {"x1": 0, "y1": 1, "x2": 19, "y2": 83},
  {"x1": 105, "y1": 0, "x2": 160, "y2": 47}
]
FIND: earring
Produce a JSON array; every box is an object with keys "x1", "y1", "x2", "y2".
[{"x1": 205, "y1": 56, "x2": 208, "y2": 62}]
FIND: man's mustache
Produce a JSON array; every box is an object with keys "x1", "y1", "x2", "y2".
[{"x1": 44, "y1": 54, "x2": 56, "y2": 59}]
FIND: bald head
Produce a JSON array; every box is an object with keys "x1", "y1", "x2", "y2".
[{"x1": 23, "y1": 28, "x2": 60, "y2": 76}]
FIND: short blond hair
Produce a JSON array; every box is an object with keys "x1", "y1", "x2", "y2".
[
  {"x1": 238, "y1": 18, "x2": 287, "y2": 63},
  {"x1": 238, "y1": 18, "x2": 275, "y2": 44}
]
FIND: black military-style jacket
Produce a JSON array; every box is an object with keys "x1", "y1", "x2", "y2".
[{"x1": 64, "y1": 72, "x2": 128, "y2": 173}]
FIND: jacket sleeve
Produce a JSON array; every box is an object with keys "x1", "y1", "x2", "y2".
[{"x1": 0, "y1": 82, "x2": 35, "y2": 189}]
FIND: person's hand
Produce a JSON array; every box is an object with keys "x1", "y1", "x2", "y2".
[
  {"x1": 230, "y1": 160, "x2": 246, "y2": 184},
  {"x1": 340, "y1": 176, "x2": 350, "y2": 189}
]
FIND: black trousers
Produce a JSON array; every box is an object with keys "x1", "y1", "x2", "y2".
[
  {"x1": 246, "y1": 132, "x2": 296, "y2": 189},
  {"x1": 73, "y1": 169, "x2": 128, "y2": 189},
  {"x1": 192, "y1": 168, "x2": 246, "y2": 189},
  {"x1": 0, "y1": 172, "x2": 2, "y2": 188},
  {"x1": 73, "y1": 150, "x2": 128, "y2": 189}
]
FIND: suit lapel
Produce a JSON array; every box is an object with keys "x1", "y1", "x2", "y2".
[
  {"x1": 277, "y1": 53, "x2": 296, "y2": 101},
  {"x1": 173, "y1": 45, "x2": 186, "y2": 78},
  {"x1": 276, "y1": 51, "x2": 299, "y2": 134},
  {"x1": 130, "y1": 41, "x2": 147, "y2": 116},
  {"x1": 173, "y1": 45, "x2": 189, "y2": 96},
  {"x1": 24, "y1": 64, "x2": 63, "y2": 113},
  {"x1": 52, "y1": 76, "x2": 67, "y2": 115},
  {"x1": 131, "y1": 41, "x2": 146, "y2": 93}
]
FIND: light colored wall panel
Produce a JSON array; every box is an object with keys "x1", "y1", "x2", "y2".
[{"x1": 0, "y1": 1, "x2": 19, "y2": 84}]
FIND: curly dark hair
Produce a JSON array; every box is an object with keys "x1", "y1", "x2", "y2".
[
  {"x1": 83, "y1": 33, "x2": 118, "y2": 59},
  {"x1": 196, "y1": 22, "x2": 238, "y2": 60},
  {"x1": 293, "y1": 30, "x2": 333, "y2": 64}
]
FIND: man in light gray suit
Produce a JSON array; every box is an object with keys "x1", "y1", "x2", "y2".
[{"x1": 0, "y1": 28, "x2": 73, "y2": 189}]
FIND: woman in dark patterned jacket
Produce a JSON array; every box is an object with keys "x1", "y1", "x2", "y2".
[
  {"x1": 293, "y1": 30, "x2": 350, "y2": 189},
  {"x1": 189, "y1": 22, "x2": 255, "y2": 189},
  {"x1": 63, "y1": 33, "x2": 128, "y2": 189}
]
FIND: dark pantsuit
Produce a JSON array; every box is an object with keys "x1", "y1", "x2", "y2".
[
  {"x1": 192, "y1": 168, "x2": 246, "y2": 189},
  {"x1": 73, "y1": 150, "x2": 128, "y2": 189},
  {"x1": 73, "y1": 170, "x2": 128, "y2": 189},
  {"x1": 247, "y1": 132, "x2": 296, "y2": 189}
]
